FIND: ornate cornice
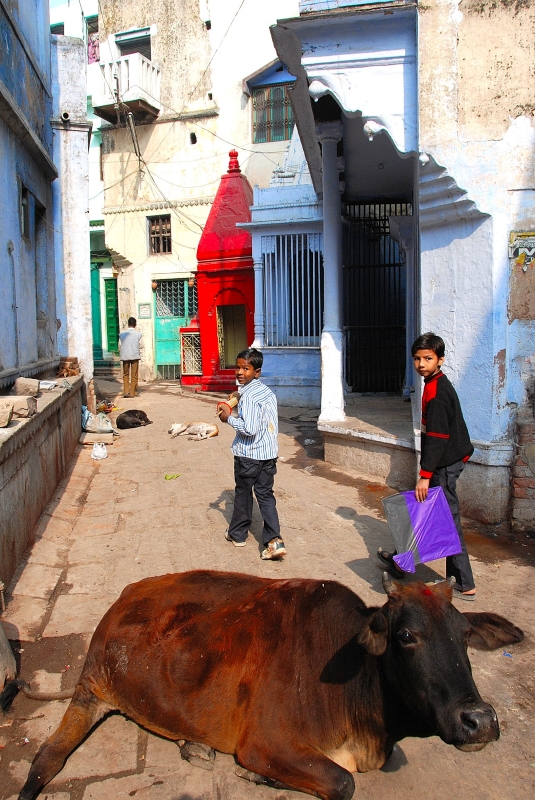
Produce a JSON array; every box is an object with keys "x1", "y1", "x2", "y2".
[{"x1": 419, "y1": 156, "x2": 488, "y2": 230}]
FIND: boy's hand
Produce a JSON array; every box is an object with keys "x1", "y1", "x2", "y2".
[
  {"x1": 218, "y1": 407, "x2": 230, "y2": 423},
  {"x1": 415, "y1": 478, "x2": 430, "y2": 502}
]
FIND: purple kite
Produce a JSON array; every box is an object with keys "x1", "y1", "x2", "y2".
[{"x1": 381, "y1": 486, "x2": 462, "y2": 573}]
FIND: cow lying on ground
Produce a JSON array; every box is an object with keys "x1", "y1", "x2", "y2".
[
  {"x1": 168, "y1": 421, "x2": 219, "y2": 439},
  {"x1": 115, "y1": 409, "x2": 152, "y2": 429},
  {"x1": 3, "y1": 571, "x2": 523, "y2": 800}
]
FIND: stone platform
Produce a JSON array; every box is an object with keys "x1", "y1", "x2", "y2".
[{"x1": 319, "y1": 395, "x2": 416, "y2": 490}]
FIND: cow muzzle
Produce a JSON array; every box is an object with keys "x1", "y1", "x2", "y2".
[{"x1": 453, "y1": 703, "x2": 500, "y2": 751}]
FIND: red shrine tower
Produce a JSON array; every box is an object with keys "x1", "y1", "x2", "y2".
[{"x1": 195, "y1": 151, "x2": 255, "y2": 392}]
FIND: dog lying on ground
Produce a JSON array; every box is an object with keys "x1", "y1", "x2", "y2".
[
  {"x1": 116, "y1": 410, "x2": 153, "y2": 429},
  {"x1": 168, "y1": 422, "x2": 219, "y2": 440}
]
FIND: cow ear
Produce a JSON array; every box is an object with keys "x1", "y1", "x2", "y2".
[
  {"x1": 357, "y1": 610, "x2": 388, "y2": 656},
  {"x1": 464, "y1": 612, "x2": 524, "y2": 651}
]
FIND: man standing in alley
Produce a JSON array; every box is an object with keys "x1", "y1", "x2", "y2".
[{"x1": 119, "y1": 317, "x2": 143, "y2": 398}]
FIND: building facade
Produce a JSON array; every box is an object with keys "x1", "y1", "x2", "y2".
[
  {"x1": 253, "y1": 0, "x2": 535, "y2": 525},
  {"x1": 0, "y1": 1, "x2": 58, "y2": 387},
  {"x1": 0, "y1": 1, "x2": 91, "y2": 586},
  {"x1": 50, "y1": 0, "x2": 119, "y2": 371},
  {"x1": 93, "y1": 0, "x2": 300, "y2": 381}
]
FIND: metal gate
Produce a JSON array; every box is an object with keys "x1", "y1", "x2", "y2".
[
  {"x1": 155, "y1": 279, "x2": 197, "y2": 380},
  {"x1": 343, "y1": 202, "x2": 411, "y2": 392}
]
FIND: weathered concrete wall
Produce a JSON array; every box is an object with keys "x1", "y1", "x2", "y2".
[
  {"x1": 0, "y1": 1, "x2": 58, "y2": 389},
  {"x1": 323, "y1": 434, "x2": 416, "y2": 491},
  {"x1": 260, "y1": 347, "x2": 321, "y2": 407},
  {"x1": 418, "y1": 0, "x2": 535, "y2": 522},
  {"x1": 0, "y1": 378, "x2": 83, "y2": 589},
  {"x1": 511, "y1": 404, "x2": 535, "y2": 534},
  {"x1": 51, "y1": 36, "x2": 93, "y2": 386}
]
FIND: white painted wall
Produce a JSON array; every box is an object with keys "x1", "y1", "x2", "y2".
[{"x1": 51, "y1": 36, "x2": 93, "y2": 382}]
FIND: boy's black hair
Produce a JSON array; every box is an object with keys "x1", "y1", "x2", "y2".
[
  {"x1": 236, "y1": 348, "x2": 263, "y2": 370},
  {"x1": 128, "y1": 317, "x2": 137, "y2": 327},
  {"x1": 411, "y1": 332, "x2": 445, "y2": 358}
]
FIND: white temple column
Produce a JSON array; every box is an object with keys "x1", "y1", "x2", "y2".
[
  {"x1": 252, "y1": 235, "x2": 265, "y2": 348},
  {"x1": 317, "y1": 122, "x2": 345, "y2": 422}
]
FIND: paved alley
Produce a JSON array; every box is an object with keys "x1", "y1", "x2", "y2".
[{"x1": 1, "y1": 382, "x2": 534, "y2": 800}]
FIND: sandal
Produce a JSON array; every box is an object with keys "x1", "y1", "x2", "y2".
[
  {"x1": 452, "y1": 588, "x2": 476, "y2": 602},
  {"x1": 377, "y1": 548, "x2": 405, "y2": 578}
]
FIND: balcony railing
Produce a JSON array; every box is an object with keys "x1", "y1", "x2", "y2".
[
  {"x1": 91, "y1": 52, "x2": 161, "y2": 123},
  {"x1": 300, "y1": 0, "x2": 400, "y2": 10}
]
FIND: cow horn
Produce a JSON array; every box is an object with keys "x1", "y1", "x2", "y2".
[{"x1": 382, "y1": 571, "x2": 397, "y2": 595}]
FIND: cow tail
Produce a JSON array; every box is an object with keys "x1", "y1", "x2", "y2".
[{"x1": 1, "y1": 679, "x2": 75, "y2": 711}]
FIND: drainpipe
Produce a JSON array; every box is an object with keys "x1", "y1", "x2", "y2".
[{"x1": 316, "y1": 123, "x2": 345, "y2": 423}]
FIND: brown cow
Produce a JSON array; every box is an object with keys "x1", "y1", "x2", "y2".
[{"x1": 10, "y1": 570, "x2": 523, "y2": 800}]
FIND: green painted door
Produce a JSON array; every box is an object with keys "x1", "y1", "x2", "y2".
[
  {"x1": 90, "y1": 263, "x2": 103, "y2": 360},
  {"x1": 154, "y1": 280, "x2": 197, "y2": 379},
  {"x1": 104, "y1": 279, "x2": 119, "y2": 353}
]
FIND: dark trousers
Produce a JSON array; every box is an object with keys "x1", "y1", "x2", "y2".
[
  {"x1": 228, "y1": 456, "x2": 280, "y2": 546},
  {"x1": 430, "y1": 460, "x2": 475, "y2": 592}
]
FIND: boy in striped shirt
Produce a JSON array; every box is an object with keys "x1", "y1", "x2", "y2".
[
  {"x1": 378, "y1": 332, "x2": 476, "y2": 600},
  {"x1": 218, "y1": 348, "x2": 286, "y2": 560}
]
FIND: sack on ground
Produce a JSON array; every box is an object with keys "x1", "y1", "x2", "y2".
[
  {"x1": 91, "y1": 442, "x2": 108, "y2": 460},
  {"x1": 82, "y1": 406, "x2": 113, "y2": 434},
  {"x1": 0, "y1": 621, "x2": 17, "y2": 684}
]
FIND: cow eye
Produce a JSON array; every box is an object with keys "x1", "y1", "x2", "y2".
[{"x1": 398, "y1": 629, "x2": 416, "y2": 645}]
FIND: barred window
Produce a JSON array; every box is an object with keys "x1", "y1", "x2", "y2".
[
  {"x1": 155, "y1": 279, "x2": 197, "y2": 318},
  {"x1": 252, "y1": 84, "x2": 295, "y2": 144},
  {"x1": 148, "y1": 215, "x2": 171, "y2": 254},
  {"x1": 156, "y1": 280, "x2": 185, "y2": 317}
]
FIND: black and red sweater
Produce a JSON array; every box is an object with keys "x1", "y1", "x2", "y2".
[{"x1": 420, "y1": 371, "x2": 474, "y2": 479}]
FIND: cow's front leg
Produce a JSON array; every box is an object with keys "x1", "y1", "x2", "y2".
[
  {"x1": 18, "y1": 691, "x2": 111, "y2": 800},
  {"x1": 236, "y1": 742, "x2": 354, "y2": 800}
]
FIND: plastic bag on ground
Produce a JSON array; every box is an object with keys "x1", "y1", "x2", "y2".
[
  {"x1": 381, "y1": 486, "x2": 461, "y2": 573},
  {"x1": 83, "y1": 407, "x2": 113, "y2": 434},
  {"x1": 91, "y1": 442, "x2": 108, "y2": 460}
]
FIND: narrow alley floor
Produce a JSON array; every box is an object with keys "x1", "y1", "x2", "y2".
[{"x1": 1, "y1": 382, "x2": 534, "y2": 800}]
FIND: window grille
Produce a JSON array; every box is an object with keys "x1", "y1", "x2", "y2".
[
  {"x1": 188, "y1": 282, "x2": 198, "y2": 316},
  {"x1": 149, "y1": 215, "x2": 172, "y2": 254},
  {"x1": 156, "y1": 280, "x2": 185, "y2": 317},
  {"x1": 118, "y1": 37, "x2": 151, "y2": 60},
  {"x1": 263, "y1": 233, "x2": 323, "y2": 347},
  {"x1": 252, "y1": 84, "x2": 295, "y2": 143},
  {"x1": 216, "y1": 307, "x2": 226, "y2": 368},
  {"x1": 157, "y1": 364, "x2": 181, "y2": 380},
  {"x1": 180, "y1": 332, "x2": 202, "y2": 375},
  {"x1": 343, "y1": 201, "x2": 412, "y2": 393}
]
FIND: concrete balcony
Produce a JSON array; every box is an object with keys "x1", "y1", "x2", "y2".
[{"x1": 90, "y1": 53, "x2": 161, "y2": 124}]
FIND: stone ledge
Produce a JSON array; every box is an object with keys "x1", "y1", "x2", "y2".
[
  {"x1": 319, "y1": 421, "x2": 414, "y2": 450},
  {"x1": 0, "y1": 376, "x2": 83, "y2": 466}
]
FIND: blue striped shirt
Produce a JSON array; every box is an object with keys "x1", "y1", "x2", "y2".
[{"x1": 227, "y1": 379, "x2": 278, "y2": 460}]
